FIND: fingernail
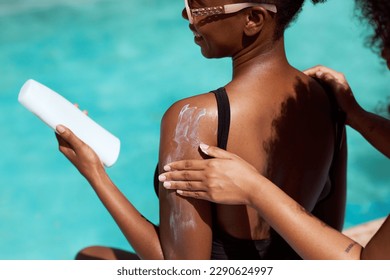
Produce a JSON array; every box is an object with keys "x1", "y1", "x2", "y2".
[
  {"x1": 199, "y1": 143, "x2": 209, "y2": 155},
  {"x1": 163, "y1": 181, "x2": 171, "y2": 188},
  {"x1": 56, "y1": 125, "x2": 65, "y2": 134},
  {"x1": 316, "y1": 71, "x2": 323, "y2": 77},
  {"x1": 176, "y1": 190, "x2": 183, "y2": 195},
  {"x1": 163, "y1": 165, "x2": 171, "y2": 171},
  {"x1": 158, "y1": 175, "x2": 166, "y2": 182}
]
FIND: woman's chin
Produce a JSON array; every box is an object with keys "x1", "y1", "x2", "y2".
[{"x1": 200, "y1": 50, "x2": 213, "y2": 59}]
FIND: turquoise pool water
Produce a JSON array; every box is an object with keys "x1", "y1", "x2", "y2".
[{"x1": 0, "y1": 0, "x2": 389, "y2": 259}]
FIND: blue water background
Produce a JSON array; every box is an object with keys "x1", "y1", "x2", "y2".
[{"x1": 0, "y1": 0, "x2": 389, "y2": 259}]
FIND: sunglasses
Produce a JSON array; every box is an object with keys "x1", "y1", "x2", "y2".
[{"x1": 184, "y1": 0, "x2": 278, "y2": 24}]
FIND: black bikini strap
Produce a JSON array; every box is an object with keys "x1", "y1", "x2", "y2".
[{"x1": 212, "y1": 87, "x2": 231, "y2": 150}]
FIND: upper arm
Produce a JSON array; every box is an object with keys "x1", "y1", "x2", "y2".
[{"x1": 158, "y1": 97, "x2": 217, "y2": 259}]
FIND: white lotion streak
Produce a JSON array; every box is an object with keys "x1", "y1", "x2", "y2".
[
  {"x1": 167, "y1": 104, "x2": 207, "y2": 243},
  {"x1": 174, "y1": 104, "x2": 206, "y2": 154}
]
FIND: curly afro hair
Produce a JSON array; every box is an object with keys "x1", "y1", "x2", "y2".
[{"x1": 355, "y1": 0, "x2": 390, "y2": 54}]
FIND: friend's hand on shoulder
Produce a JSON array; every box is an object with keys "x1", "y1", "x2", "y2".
[
  {"x1": 304, "y1": 65, "x2": 361, "y2": 125},
  {"x1": 159, "y1": 143, "x2": 266, "y2": 206}
]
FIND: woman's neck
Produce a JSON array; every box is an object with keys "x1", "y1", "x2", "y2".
[{"x1": 231, "y1": 37, "x2": 290, "y2": 79}]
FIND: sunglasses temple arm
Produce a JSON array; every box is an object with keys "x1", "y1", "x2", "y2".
[{"x1": 224, "y1": 3, "x2": 277, "y2": 14}]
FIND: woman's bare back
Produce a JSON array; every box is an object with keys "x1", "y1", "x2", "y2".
[{"x1": 215, "y1": 68, "x2": 344, "y2": 240}]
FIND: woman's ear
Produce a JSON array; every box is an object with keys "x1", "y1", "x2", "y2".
[{"x1": 244, "y1": 7, "x2": 266, "y2": 36}]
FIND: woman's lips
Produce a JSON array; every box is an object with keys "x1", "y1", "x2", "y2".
[{"x1": 193, "y1": 31, "x2": 202, "y2": 44}]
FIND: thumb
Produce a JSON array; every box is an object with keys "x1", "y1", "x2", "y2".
[
  {"x1": 199, "y1": 143, "x2": 234, "y2": 159},
  {"x1": 56, "y1": 125, "x2": 82, "y2": 150}
]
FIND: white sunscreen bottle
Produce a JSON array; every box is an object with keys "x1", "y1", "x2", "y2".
[{"x1": 18, "y1": 79, "x2": 120, "y2": 167}]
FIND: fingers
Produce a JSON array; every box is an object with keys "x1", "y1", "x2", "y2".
[
  {"x1": 304, "y1": 65, "x2": 337, "y2": 77},
  {"x1": 164, "y1": 159, "x2": 207, "y2": 171},
  {"x1": 55, "y1": 125, "x2": 85, "y2": 158},
  {"x1": 74, "y1": 103, "x2": 88, "y2": 115},
  {"x1": 158, "y1": 178, "x2": 212, "y2": 202},
  {"x1": 304, "y1": 65, "x2": 340, "y2": 78},
  {"x1": 56, "y1": 125, "x2": 76, "y2": 160},
  {"x1": 303, "y1": 65, "x2": 322, "y2": 77},
  {"x1": 199, "y1": 143, "x2": 235, "y2": 159},
  {"x1": 317, "y1": 72, "x2": 350, "y2": 92},
  {"x1": 159, "y1": 170, "x2": 204, "y2": 185},
  {"x1": 304, "y1": 65, "x2": 350, "y2": 92},
  {"x1": 159, "y1": 174, "x2": 210, "y2": 199},
  {"x1": 56, "y1": 125, "x2": 82, "y2": 147},
  {"x1": 161, "y1": 179, "x2": 206, "y2": 191},
  {"x1": 304, "y1": 65, "x2": 346, "y2": 83}
]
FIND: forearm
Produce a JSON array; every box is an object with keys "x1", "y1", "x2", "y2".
[
  {"x1": 89, "y1": 172, "x2": 164, "y2": 260},
  {"x1": 159, "y1": 192, "x2": 213, "y2": 259},
  {"x1": 55, "y1": 126, "x2": 164, "y2": 259},
  {"x1": 249, "y1": 176, "x2": 362, "y2": 260},
  {"x1": 348, "y1": 106, "x2": 390, "y2": 158}
]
